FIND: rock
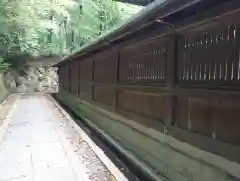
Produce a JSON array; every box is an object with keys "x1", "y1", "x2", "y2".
[
  {"x1": 3, "y1": 65, "x2": 58, "y2": 93},
  {"x1": 17, "y1": 84, "x2": 28, "y2": 93},
  {"x1": 4, "y1": 71, "x2": 17, "y2": 92}
]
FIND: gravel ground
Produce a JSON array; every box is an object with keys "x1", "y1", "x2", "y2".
[{"x1": 0, "y1": 94, "x2": 126, "y2": 181}]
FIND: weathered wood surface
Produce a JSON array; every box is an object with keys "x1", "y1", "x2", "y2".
[
  {"x1": 57, "y1": 1, "x2": 240, "y2": 180},
  {"x1": 56, "y1": 91, "x2": 240, "y2": 181}
]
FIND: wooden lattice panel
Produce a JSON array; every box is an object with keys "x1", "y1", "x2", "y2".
[
  {"x1": 177, "y1": 12, "x2": 240, "y2": 87},
  {"x1": 119, "y1": 37, "x2": 169, "y2": 84}
]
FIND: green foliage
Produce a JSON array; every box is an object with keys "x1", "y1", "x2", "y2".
[
  {"x1": 0, "y1": 0, "x2": 142, "y2": 59},
  {"x1": 0, "y1": 57, "x2": 10, "y2": 70},
  {"x1": 117, "y1": 2, "x2": 143, "y2": 20}
]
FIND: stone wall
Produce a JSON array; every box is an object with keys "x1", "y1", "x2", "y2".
[{"x1": 4, "y1": 67, "x2": 58, "y2": 93}]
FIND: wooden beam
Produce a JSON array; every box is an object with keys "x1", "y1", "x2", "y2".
[{"x1": 114, "y1": 0, "x2": 154, "y2": 6}]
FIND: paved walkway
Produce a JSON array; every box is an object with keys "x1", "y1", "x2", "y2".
[{"x1": 0, "y1": 95, "x2": 88, "y2": 181}]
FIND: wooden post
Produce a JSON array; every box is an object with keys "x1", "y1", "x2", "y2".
[
  {"x1": 165, "y1": 32, "x2": 178, "y2": 128},
  {"x1": 68, "y1": 64, "x2": 71, "y2": 93},
  {"x1": 113, "y1": 52, "x2": 120, "y2": 109},
  {"x1": 91, "y1": 58, "x2": 95, "y2": 101},
  {"x1": 77, "y1": 61, "x2": 81, "y2": 96}
]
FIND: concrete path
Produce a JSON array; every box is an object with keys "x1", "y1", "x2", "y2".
[{"x1": 0, "y1": 95, "x2": 89, "y2": 181}]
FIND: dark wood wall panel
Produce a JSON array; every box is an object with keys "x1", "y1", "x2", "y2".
[
  {"x1": 80, "y1": 58, "x2": 93, "y2": 82},
  {"x1": 79, "y1": 83, "x2": 92, "y2": 100},
  {"x1": 175, "y1": 97, "x2": 189, "y2": 130},
  {"x1": 78, "y1": 58, "x2": 93, "y2": 100},
  {"x1": 93, "y1": 86, "x2": 114, "y2": 106},
  {"x1": 64, "y1": 65, "x2": 70, "y2": 91},
  {"x1": 118, "y1": 90, "x2": 167, "y2": 122},
  {"x1": 190, "y1": 98, "x2": 214, "y2": 137},
  {"x1": 64, "y1": 65, "x2": 69, "y2": 90},
  {"x1": 94, "y1": 52, "x2": 117, "y2": 83},
  {"x1": 215, "y1": 98, "x2": 240, "y2": 145},
  {"x1": 70, "y1": 61, "x2": 78, "y2": 94},
  {"x1": 77, "y1": 61, "x2": 81, "y2": 95},
  {"x1": 175, "y1": 97, "x2": 215, "y2": 136},
  {"x1": 175, "y1": 95, "x2": 240, "y2": 145}
]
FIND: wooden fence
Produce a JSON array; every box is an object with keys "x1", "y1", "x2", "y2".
[{"x1": 58, "y1": 0, "x2": 240, "y2": 164}]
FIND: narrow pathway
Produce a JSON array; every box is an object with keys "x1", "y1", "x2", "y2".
[
  {"x1": 0, "y1": 95, "x2": 125, "y2": 181},
  {"x1": 0, "y1": 95, "x2": 80, "y2": 181}
]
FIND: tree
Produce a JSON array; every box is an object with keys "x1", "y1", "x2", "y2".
[
  {"x1": 0, "y1": 0, "x2": 142, "y2": 60},
  {"x1": 0, "y1": 0, "x2": 76, "y2": 57}
]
